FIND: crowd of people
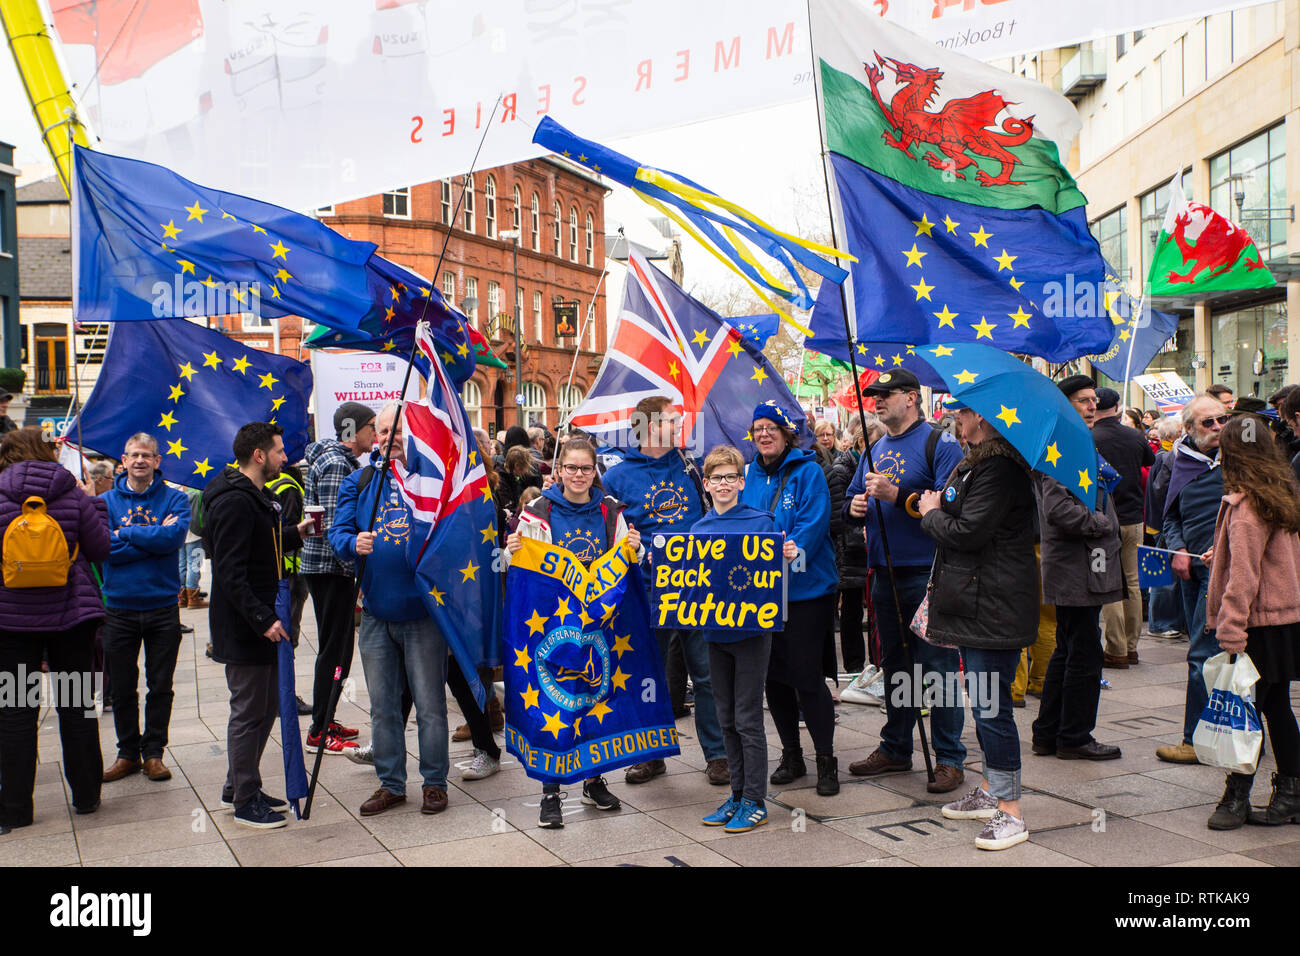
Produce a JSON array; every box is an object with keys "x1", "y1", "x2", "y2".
[{"x1": 1, "y1": 373, "x2": 1298, "y2": 849}]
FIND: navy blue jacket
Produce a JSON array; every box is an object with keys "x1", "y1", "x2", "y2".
[
  {"x1": 602, "y1": 447, "x2": 705, "y2": 532},
  {"x1": 741, "y1": 446, "x2": 837, "y2": 602},
  {"x1": 101, "y1": 471, "x2": 191, "y2": 610}
]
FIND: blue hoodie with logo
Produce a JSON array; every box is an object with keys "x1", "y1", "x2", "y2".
[
  {"x1": 601, "y1": 447, "x2": 705, "y2": 532},
  {"x1": 531, "y1": 484, "x2": 618, "y2": 564},
  {"x1": 328, "y1": 456, "x2": 425, "y2": 622},
  {"x1": 101, "y1": 471, "x2": 191, "y2": 610},
  {"x1": 740, "y1": 446, "x2": 838, "y2": 602},
  {"x1": 690, "y1": 503, "x2": 777, "y2": 644}
]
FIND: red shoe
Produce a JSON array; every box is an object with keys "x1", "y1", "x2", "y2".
[
  {"x1": 328, "y1": 720, "x2": 359, "y2": 740},
  {"x1": 306, "y1": 731, "x2": 358, "y2": 754}
]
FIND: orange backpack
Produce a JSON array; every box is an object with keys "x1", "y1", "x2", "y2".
[{"x1": 3, "y1": 496, "x2": 79, "y2": 588}]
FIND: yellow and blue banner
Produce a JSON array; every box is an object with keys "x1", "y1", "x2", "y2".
[
  {"x1": 649, "y1": 532, "x2": 785, "y2": 632},
  {"x1": 504, "y1": 537, "x2": 679, "y2": 785}
]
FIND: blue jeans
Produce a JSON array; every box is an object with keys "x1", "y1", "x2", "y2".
[
  {"x1": 357, "y1": 612, "x2": 449, "y2": 794},
  {"x1": 178, "y1": 540, "x2": 203, "y2": 589},
  {"x1": 1147, "y1": 584, "x2": 1184, "y2": 633},
  {"x1": 872, "y1": 568, "x2": 966, "y2": 768},
  {"x1": 655, "y1": 627, "x2": 725, "y2": 761},
  {"x1": 1179, "y1": 565, "x2": 1215, "y2": 744},
  {"x1": 961, "y1": 647, "x2": 1021, "y2": 801}
]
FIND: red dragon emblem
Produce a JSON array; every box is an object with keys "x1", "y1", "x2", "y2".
[
  {"x1": 1163, "y1": 203, "x2": 1265, "y2": 284},
  {"x1": 864, "y1": 53, "x2": 1034, "y2": 187}
]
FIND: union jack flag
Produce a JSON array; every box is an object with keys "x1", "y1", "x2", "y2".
[
  {"x1": 392, "y1": 321, "x2": 501, "y2": 706},
  {"x1": 568, "y1": 250, "x2": 807, "y2": 456}
]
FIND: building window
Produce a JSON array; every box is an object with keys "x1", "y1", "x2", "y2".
[
  {"x1": 1209, "y1": 124, "x2": 1287, "y2": 260},
  {"x1": 443, "y1": 271, "x2": 456, "y2": 303},
  {"x1": 512, "y1": 185, "x2": 521, "y2": 231},
  {"x1": 530, "y1": 193, "x2": 540, "y2": 251},
  {"x1": 553, "y1": 201, "x2": 562, "y2": 256},
  {"x1": 315, "y1": 204, "x2": 334, "y2": 217},
  {"x1": 559, "y1": 384, "x2": 584, "y2": 425},
  {"x1": 534, "y1": 291, "x2": 543, "y2": 343},
  {"x1": 1138, "y1": 171, "x2": 1193, "y2": 279},
  {"x1": 588, "y1": 306, "x2": 597, "y2": 351},
  {"x1": 440, "y1": 179, "x2": 452, "y2": 224},
  {"x1": 463, "y1": 175, "x2": 475, "y2": 233},
  {"x1": 484, "y1": 175, "x2": 497, "y2": 239},
  {"x1": 462, "y1": 380, "x2": 482, "y2": 430},
  {"x1": 1210, "y1": 301, "x2": 1288, "y2": 401},
  {"x1": 1116, "y1": 33, "x2": 1128, "y2": 59},
  {"x1": 242, "y1": 310, "x2": 270, "y2": 330},
  {"x1": 569, "y1": 207, "x2": 579, "y2": 262},
  {"x1": 464, "y1": 276, "x2": 478, "y2": 327},
  {"x1": 487, "y1": 281, "x2": 500, "y2": 328},
  {"x1": 382, "y1": 186, "x2": 409, "y2": 218},
  {"x1": 33, "y1": 323, "x2": 68, "y2": 394},
  {"x1": 523, "y1": 382, "x2": 547, "y2": 427},
  {"x1": 1089, "y1": 205, "x2": 1128, "y2": 280},
  {"x1": 585, "y1": 212, "x2": 595, "y2": 267}
]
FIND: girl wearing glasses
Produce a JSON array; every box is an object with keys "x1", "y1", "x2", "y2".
[{"x1": 505, "y1": 438, "x2": 642, "y2": 828}]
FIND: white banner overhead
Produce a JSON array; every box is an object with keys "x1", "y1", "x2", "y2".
[{"x1": 44, "y1": 0, "x2": 1275, "y2": 212}]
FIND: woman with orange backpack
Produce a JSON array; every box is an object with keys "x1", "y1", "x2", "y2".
[{"x1": 0, "y1": 427, "x2": 111, "y2": 833}]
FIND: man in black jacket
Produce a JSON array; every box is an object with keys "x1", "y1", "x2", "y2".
[
  {"x1": 204, "y1": 422, "x2": 316, "y2": 830},
  {"x1": 1091, "y1": 388, "x2": 1154, "y2": 669}
]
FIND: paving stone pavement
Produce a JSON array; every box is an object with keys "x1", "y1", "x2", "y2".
[{"x1": 3, "y1": 602, "x2": 1298, "y2": 867}]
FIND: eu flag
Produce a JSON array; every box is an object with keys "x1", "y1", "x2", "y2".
[
  {"x1": 72, "y1": 320, "x2": 312, "y2": 489},
  {"x1": 829, "y1": 157, "x2": 1117, "y2": 363},
  {"x1": 74, "y1": 145, "x2": 374, "y2": 331},
  {"x1": 806, "y1": 280, "x2": 947, "y2": 389},
  {"x1": 504, "y1": 538, "x2": 680, "y2": 785},
  {"x1": 1138, "y1": 546, "x2": 1175, "y2": 589},
  {"x1": 1087, "y1": 269, "x2": 1180, "y2": 381}
]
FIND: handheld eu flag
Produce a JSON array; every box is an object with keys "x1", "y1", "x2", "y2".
[{"x1": 1138, "y1": 546, "x2": 1175, "y2": 589}]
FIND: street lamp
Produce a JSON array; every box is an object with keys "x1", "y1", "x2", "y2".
[{"x1": 499, "y1": 227, "x2": 523, "y2": 425}]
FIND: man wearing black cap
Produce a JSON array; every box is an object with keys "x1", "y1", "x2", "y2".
[
  {"x1": 1091, "y1": 387, "x2": 1154, "y2": 668},
  {"x1": 300, "y1": 402, "x2": 376, "y2": 753},
  {"x1": 1031, "y1": 375, "x2": 1123, "y2": 760}
]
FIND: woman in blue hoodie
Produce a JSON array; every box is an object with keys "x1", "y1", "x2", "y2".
[
  {"x1": 506, "y1": 437, "x2": 641, "y2": 829},
  {"x1": 740, "y1": 401, "x2": 840, "y2": 796}
]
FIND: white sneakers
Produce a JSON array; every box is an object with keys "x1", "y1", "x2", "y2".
[{"x1": 840, "y1": 665, "x2": 886, "y2": 705}]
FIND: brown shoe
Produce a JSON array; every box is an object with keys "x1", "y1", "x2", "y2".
[
  {"x1": 185, "y1": 587, "x2": 209, "y2": 609},
  {"x1": 178, "y1": 589, "x2": 187, "y2": 608},
  {"x1": 102, "y1": 757, "x2": 142, "y2": 782},
  {"x1": 1103, "y1": 654, "x2": 1130, "y2": 669},
  {"x1": 451, "y1": 723, "x2": 473, "y2": 742},
  {"x1": 926, "y1": 764, "x2": 964, "y2": 794},
  {"x1": 1127, "y1": 651, "x2": 1139, "y2": 664},
  {"x1": 143, "y1": 757, "x2": 172, "y2": 781},
  {"x1": 624, "y1": 759, "x2": 667, "y2": 784},
  {"x1": 359, "y1": 788, "x2": 406, "y2": 816},
  {"x1": 705, "y1": 758, "x2": 730, "y2": 786},
  {"x1": 848, "y1": 748, "x2": 912, "y2": 776},
  {"x1": 421, "y1": 786, "x2": 448, "y2": 814},
  {"x1": 488, "y1": 695, "x2": 504, "y2": 733}
]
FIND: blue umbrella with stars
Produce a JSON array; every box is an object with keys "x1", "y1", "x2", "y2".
[{"x1": 921, "y1": 342, "x2": 1099, "y2": 508}]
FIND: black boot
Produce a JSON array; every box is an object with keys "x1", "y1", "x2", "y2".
[
  {"x1": 1206, "y1": 773, "x2": 1253, "y2": 830},
  {"x1": 769, "y1": 748, "x2": 806, "y2": 785},
  {"x1": 1248, "y1": 772, "x2": 1300, "y2": 826},
  {"x1": 816, "y1": 754, "x2": 840, "y2": 796}
]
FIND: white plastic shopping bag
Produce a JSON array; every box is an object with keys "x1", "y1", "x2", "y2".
[{"x1": 1192, "y1": 652, "x2": 1263, "y2": 774}]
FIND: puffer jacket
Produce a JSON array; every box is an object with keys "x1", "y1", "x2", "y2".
[
  {"x1": 0, "y1": 461, "x2": 110, "y2": 631},
  {"x1": 919, "y1": 437, "x2": 1038, "y2": 650},
  {"x1": 826, "y1": 449, "x2": 868, "y2": 589},
  {"x1": 1035, "y1": 472, "x2": 1123, "y2": 607}
]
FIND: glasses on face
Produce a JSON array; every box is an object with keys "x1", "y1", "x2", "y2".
[
  {"x1": 1072, "y1": 396, "x2": 1098, "y2": 407},
  {"x1": 751, "y1": 425, "x2": 781, "y2": 436},
  {"x1": 124, "y1": 452, "x2": 157, "y2": 460},
  {"x1": 1199, "y1": 414, "x2": 1230, "y2": 429},
  {"x1": 560, "y1": 464, "x2": 595, "y2": 475},
  {"x1": 705, "y1": 473, "x2": 742, "y2": 485}
]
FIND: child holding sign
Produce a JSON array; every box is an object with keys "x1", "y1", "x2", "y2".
[{"x1": 692, "y1": 446, "x2": 778, "y2": 833}]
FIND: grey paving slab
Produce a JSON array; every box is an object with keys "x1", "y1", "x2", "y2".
[
  {"x1": 574, "y1": 841, "x2": 740, "y2": 867},
  {"x1": 1241, "y1": 840, "x2": 1300, "y2": 866},
  {"x1": 75, "y1": 788, "x2": 207, "y2": 831},
  {"x1": 1161, "y1": 853, "x2": 1273, "y2": 867},
  {"x1": 303, "y1": 852, "x2": 401, "y2": 867},
  {"x1": 1032, "y1": 818, "x2": 1219, "y2": 866},
  {"x1": 902, "y1": 837, "x2": 1090, "y2": 866},
  {"x1": 824, "y1": 806, "x2": 972, "y2": 853},
  {"x1": 1050, "y1": 774, "x2": 1215, "y2": 818},
  {"x1": 707, "y1": 819, "x2": 890, "y2": 867},
  {"x1": 1134, "y1": 805, "x2": 1300, "y2": 852},
  {"x1": 395, "y1": 832, "x2": 565, "y2": 867},
  {"x1": 0, "y1": 830, "x2": 81, "y2": 866},
  {"x1": 842, "y1": 856, "x2": 916, "y2": 866},
  {"x1": 769, "y1": 779, "x2": 915, "y2": 820},
  {"x1": 1141, "y1": 763, "x2": 1238, "y2": 796},
  {"x1": 84, "y1": 843, "x2": 240, "y2": 867},
  {"x1": 76, "y1": 812, "x2": 223, "y2": 863},
  {"x1": 359, "y1": 802, "x2": 509, "y2": 850},
  {"x1": 525, "y1": 812, "x2": 693, "y2": 863},
  {"x1": 225, "y1": 820, "x2": 387, "y2": 866}
]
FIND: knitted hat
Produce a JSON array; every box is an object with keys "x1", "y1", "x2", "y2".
[{"x1": 752, "y1": 400, "x2": 797, "y2": 433}]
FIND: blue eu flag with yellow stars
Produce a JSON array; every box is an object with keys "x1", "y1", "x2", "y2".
[
  {"x1": 805, "y1": 281, "x2": 947, "y2": 389},
  {"x1": 504, "y1": 537, "x2": 680, "y2": 785},
  {"x1": 72, "y1": 320, "x2": 312, "y2": 489},
  {"x1": 1138, "y1": 546, "x2": 1175, "y2": 589},
  {"x1": 74, "y1": 145, "x2": 374, "y2": 332},
  {"x1": 829, "y1": 158, "x2": 1118, "y2": 363},
  {"x1": 1086, "y1": 267, "x2": 1180, "y2": 381}
]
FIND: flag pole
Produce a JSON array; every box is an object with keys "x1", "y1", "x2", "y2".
[
  {"x1": 303, "y1": 95, "x2": 503, "y2": 819},
  {"x1": 1119, "y1": 293, "x2": 1144, "y2": 412},
  {"x1": 555, "y1": 228, "x2": 618, "y2": 450},
  {"x1": 806, "y1": 0, "x2": 934, "y2": 782}
]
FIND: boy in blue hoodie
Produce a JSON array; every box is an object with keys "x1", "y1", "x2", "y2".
[
  {"x1": 101, "y1": 433, "x2": 192, "y2": 784},
  {"x1": 692, "y1": 445, "x2": 777, "y2": 833}
]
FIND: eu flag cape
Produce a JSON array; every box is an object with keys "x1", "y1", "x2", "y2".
[{"x1": 504, "y1": 537, "x2": 679, "y2": 785}]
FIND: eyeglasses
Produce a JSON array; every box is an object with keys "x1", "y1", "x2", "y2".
[
  {"x1": 1071, "y1": 396, "x2": 1098, "y2": 406},
  {"x1": 751, "y1": 425, "x2": 781, "y2": 436},
  {"x1": 705, "y1": 473, "x2": 742, "y2": 485},
  {"x1": 560, "y1": 464, "x2": 595, "y2": 475},
  {"x1": 1199, "y1": 414, "x2": 1230, "y2": 429},
  {"x1": 124, "y1": 452, "x2": 157, "y2": 460}
]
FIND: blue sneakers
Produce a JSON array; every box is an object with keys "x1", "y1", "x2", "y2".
[
  {"x1": 701, "y1": 795, "x2": 742, "y2": 826},
  {"x1": 233, "y1": 795, "x2": 288, "y2": 830},
  {"x1": 724, "y1": 798, "x2": 768, "y2": 833}
]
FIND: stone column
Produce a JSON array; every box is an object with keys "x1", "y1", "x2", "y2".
[{"x1": 1194, "y1": 300, "x2": 1211, "y2": 392}]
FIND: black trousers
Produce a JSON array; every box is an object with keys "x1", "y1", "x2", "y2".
[
  {"x1": 287, "y1": 573, "x2": 310, "y2": 648},
  {"x1": 0, "y1": 621, "x2": 102, "y2": 827},
  {"x1": 838, "y1": 586, "x2": 866, "y2": 673},
  {"x1": 305, "y1": 573, "x2": 359, "y2": 736},
  {"x1": 102, "y1": 605, "x2": 182, "y2": 761},
  {"x1": 446, "y1": 657, "x2": 500, "y2": 760},
  {"x1": 1032, "y1": 604, "x2": 1104, "y2": 749}
]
